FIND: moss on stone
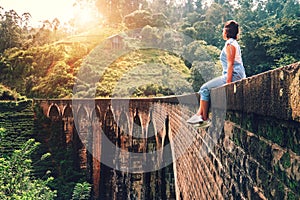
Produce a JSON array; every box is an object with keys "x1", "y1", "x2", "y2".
[
  {"x1": 274, "y1": 163, "x2": 284, "y2": 180},
  {"x1": 232, "y1": 128, "x2": 241, "y2": 146},
  {"x1": 280, "y1": 152, "x2": 291, "y2": 169},
  {"x1": 272, "y1": 129, "x2": 284, "y2": 145},
  {"x1": 287, "y1": 178, "x2": 299, "y2": 192},
  {"x1": 276, "y1": 181, "x2": 286, "y2": 199},
  {"x1": 258, "y1": 167, "x2": 270, "y2": 186},
  {"x1": 287, "y1": 191, "x2": 296, "y2": 200}
]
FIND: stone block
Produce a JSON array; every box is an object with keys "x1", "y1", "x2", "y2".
[{"x1": 213, "y1": 62, "x2": 300, "y2": 121}]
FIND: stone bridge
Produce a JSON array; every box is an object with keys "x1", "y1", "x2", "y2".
[{"x1": 34, "y1": 62, "x2": 300, "y2": 199}]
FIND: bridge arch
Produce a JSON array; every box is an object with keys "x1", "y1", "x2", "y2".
[
  {"x1": 146, "y1": 114, "x2": 159, "y2": 169},
  {"x1": 104, "y1": 107, "x2": 118, "y2": 142},
  {"x1": 62, "y1": 103, "x2": 74, "y2": 144},
  {"x1": 77, "y1": 105, "x2": 89, "y2": 119},
  {"x1": 132, "y1": 109, "x2": 143, "y2": 139},
  {"x1": 90, "y1": 106, "x2": 102, "y2": 199},
  {"x1": 118, "y1": 111, "x2": 130, "y2": 148},
  {"x1": 62, "y1": 103, "x2": 72, "y2": 117},
  {"x1": 76, "y1": 106, "x2": 89, "y2": 130},
  {"x1": 91, "y1": 106, "x2": 101, "y2": 122},
  {"x1": 48, "y1": 103, "x2": 61, "y2": 118}
]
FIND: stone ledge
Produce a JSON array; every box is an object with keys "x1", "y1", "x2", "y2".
[{"x1": 212, "y1": 62, "x2": 300, "y2": 122}]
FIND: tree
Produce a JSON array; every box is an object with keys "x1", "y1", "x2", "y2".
[
  {"x1": 0, "y1": 132, "x2": 57, "y2": 199},
  {"x1": 0, "y1": 9, "x2": 24, "y2": 53},
  {"x1": 124, "y1": 10, "x2": 168, "y2": 29},
  {"x1": 71, "y1": 182, "x2": 92, "y2": 200},
  {"x1": 261, "y1": 18, "x2": 300, "y2": 68},
  {"x1": 180, "y1": 2, "x2": 230, "y2": 48},
  {"x1": 124, "y1": 10, "x2": 152, "y2": 29},
  {"x1": 230, "y1": 0, "x2": 300, "y2": 75},
  {"x1": 95, "y1": 0, "x2": 148, "y2": 23},
  {"x1": 281, "y1": 0, "x2": 300, "y2": 18}
]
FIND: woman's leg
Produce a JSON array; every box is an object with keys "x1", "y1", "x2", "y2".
[
  {"x1": 197, "y1": 100, "x2": 209, "y2": 120},
  {"x1": 197, "y1": 76, "x2": 226, "y2": 120}
]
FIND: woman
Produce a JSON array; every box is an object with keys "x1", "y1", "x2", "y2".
[{"x1": 187, "y1": 20, "x2": 246, "y2": 126}]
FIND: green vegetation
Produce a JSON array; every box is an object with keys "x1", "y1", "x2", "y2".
[
  {"x1": 0, "y1": 97, "x2": 34, "y2": 155},
  {"x1": 0, "y1": 131, "x2": 57, "y2": 199},
  {"x1": 179, "y1": 0, "x2": 300, "y2": 76},
  {"x1": 1, "y1": 0, "x2": 298, "y2": 98},
  {"x1": 94, "y1": 49, "x2": 195, "y2": 97},
  {"x1": 0, "y1": 84, "x2": 24, "y2": 101},
  {"x1": 0, "y1": 92, "x2": 89, "y2": 199},
  {"x1": 33, "y1": 105, "x2": 88, "y2": 200},
  {"x1": 280, "y1": 152, "x2": 291, "y2": 169},
  {"x1": 0, "y1": 127, "x2": 91, "y2": 200},
  {"x1": 71, "y1": 182, "x2": 92, "y2": 200}
]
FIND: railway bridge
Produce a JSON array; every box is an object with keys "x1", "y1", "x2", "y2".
[{"x1": 34, "y1": 62, "x2": 300, "y2": 199}]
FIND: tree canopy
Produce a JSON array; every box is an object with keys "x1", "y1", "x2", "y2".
[{"x1": 0, "y1": 0, "x2": 299, "y2": 97}]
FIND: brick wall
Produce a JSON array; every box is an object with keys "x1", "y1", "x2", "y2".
[{"x1": 173, "y1": 62, "x2": 300, "y2": 199}]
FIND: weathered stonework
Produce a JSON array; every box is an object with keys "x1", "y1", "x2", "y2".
[
  {"x1": 179, "y1": 62, "x2": 300, "y2": 199},
  {"x1": 32, "y1": 62, "x2": 300, "y2": 199}
]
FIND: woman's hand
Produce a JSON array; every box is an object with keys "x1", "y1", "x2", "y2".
[{"x1": 226, "y1": 44, "x2": 236, "y2": 83}]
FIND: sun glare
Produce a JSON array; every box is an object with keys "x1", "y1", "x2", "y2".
[
  {"x1": 1, "y1": 0, "x2": 102, "y2": 29},
  {"x1": 72, "y1": 7, "x2": 99, "y2": 28}
]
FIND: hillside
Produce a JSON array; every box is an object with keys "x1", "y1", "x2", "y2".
[
  {"x1": 74, "y1": 47, "x2": 193, "y2": 98},
  {"x1": 0, "y1": 25, "x2": 220, "y2": 98}
]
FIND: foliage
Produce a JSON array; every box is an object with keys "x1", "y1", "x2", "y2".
[
  {"x1": 0, "y1": 9, "x2": 125, "y2": 98},
  {"x1": 0, "y1": 84, "x2": 23, "y2": 101},
  {"x1": 71, "y1": 182, "x2": 92, "y2": 200},
  {"x1": 179, "y1": 0, "x2": 300, "y2": 76},
  {"x1": 0, "y1": 8, "x2": 70, "y2": 53},
  {"x1": 130, "y1": 83, "x2": 174, "y2": 97},
  {"x1": 92, "y1": 49, "x2": 191, "y2": 97},
  {"x1": 0, "y1": 40, "x2": 93, "y2": 98},
  {"x1": 0, "y1": 133, "x2": 57, "y2": 199},
  {"x1": 96, "y1": 0, "x2": 148, "y2": 23},
  {"x1": 124, "y1": 10, "x2": 168, "y2": 29},
  {"x1": 0, "y1": 1, "x2": 299, "y2": 199},
  {"x1": 179, "y1": 2, "x2": 231, "y2": 48},
  {"x1": 0, "y1": 8, "x2": 26, "y2": 53},
  {"x1": 33, "y1": 106, "x2": 87, "y2": 200},
  {"x1": 0, "y1": 127, "x2": 5, "y2": 138},
  {"x1": 1, "y1": 0, "x2": 299, "y2": 98},
  {"x1": 124, "y1": 10, "x2": 152, "y2": 29},
  {"x1": 182, "y1": 40, "x2": 220, "y2": 65},
  {"x1": 241, "y1": 17, "x2": 300, "y2": 75},
  {"x1": 0, "y1": 45, "x2": 67, "y2": 97}
]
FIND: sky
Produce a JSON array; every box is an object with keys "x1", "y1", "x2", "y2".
[{"x1": 1, "y1": 0, "x2": 76, "y2": 23}]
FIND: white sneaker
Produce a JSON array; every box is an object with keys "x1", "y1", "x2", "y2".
[
  {"x1": 198, "y1": 119, "x2": 211, "y2": 128},
  {"x1": 187, "y1": 114, "x2": 203, "y2": 124},
  {"x1": 192, "y1": 119, "x2": 211, "y2": 129}
]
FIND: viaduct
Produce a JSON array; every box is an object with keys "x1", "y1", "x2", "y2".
[{"x1": 33, "y1": 62, "x2": 300, "y2": 199}]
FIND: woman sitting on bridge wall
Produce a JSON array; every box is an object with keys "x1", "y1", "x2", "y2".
[{"x1": 187, "y1": 20, "x2": 246, "y2": 126}]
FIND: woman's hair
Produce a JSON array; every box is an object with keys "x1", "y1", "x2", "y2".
[{"x1": 224, "y1": 20, "x2": 239, "y2": 39}]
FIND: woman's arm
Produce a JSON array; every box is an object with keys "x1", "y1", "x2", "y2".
[{"x1": 226, "y1": 44, "x2": 236, "y2": 83}]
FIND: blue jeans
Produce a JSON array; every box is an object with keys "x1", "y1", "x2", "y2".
[
  {"x1": 199, "y1": 76, "x2": 226, "y2": 101},
  {"x1": 199, "y1": 75, "x2": 242, "y2": 101},
  {"x1": 199, "y1": 74, "x2": 244, "y2": 101}
]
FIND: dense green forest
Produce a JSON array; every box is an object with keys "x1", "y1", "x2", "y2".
[
  {"x1": 0, "y1": 0, "x2": 299, "y2": 98},
  {"x1": 0, "y1": 0, "x2": 299, "y2": 199}
]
